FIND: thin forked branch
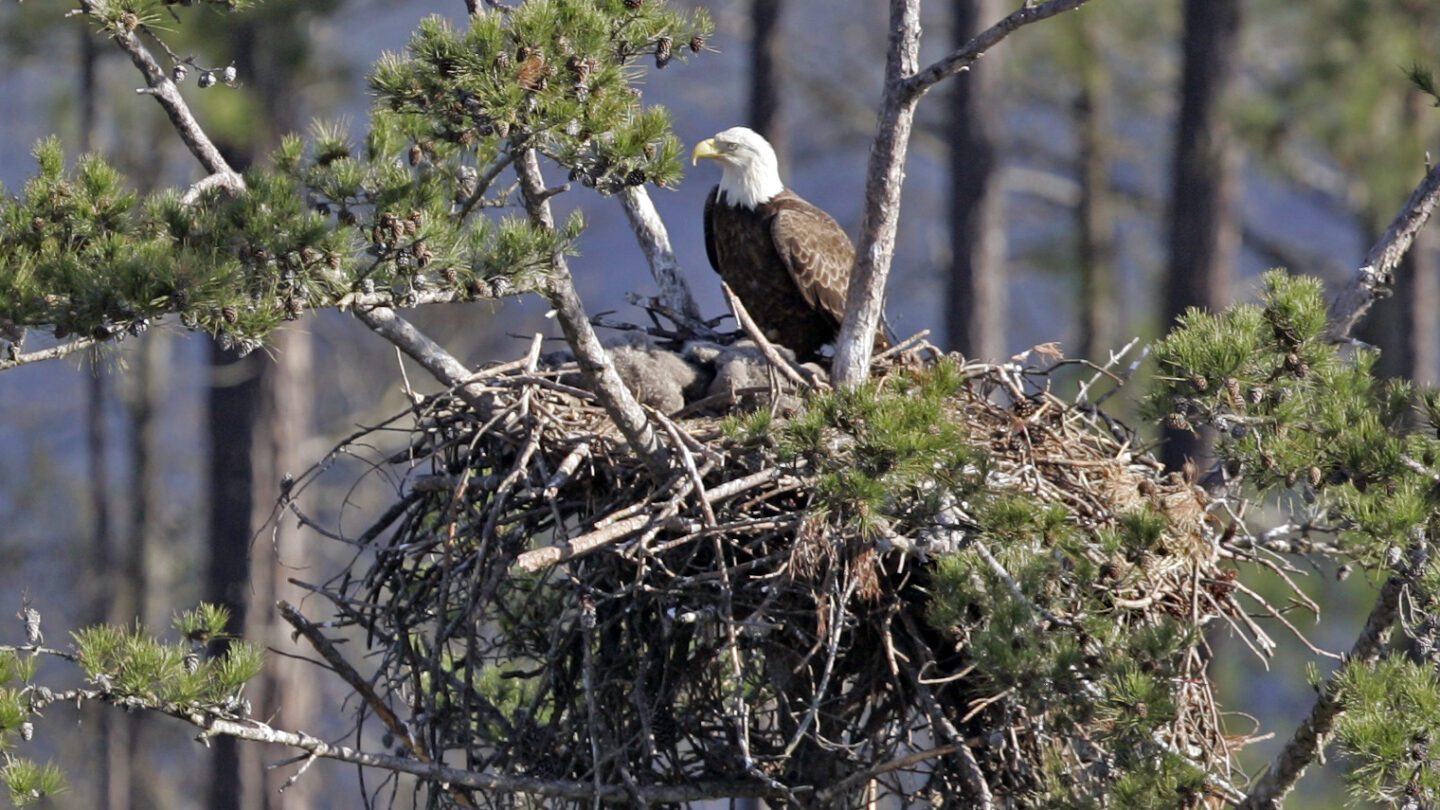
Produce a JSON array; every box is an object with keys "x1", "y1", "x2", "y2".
[{"x1": 832, "y1": 0, "x2": 1097, "y2": 387}]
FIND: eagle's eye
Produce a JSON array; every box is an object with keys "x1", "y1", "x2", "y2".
[{"x1": 722, "y1": 142, "x2": 738, "y2": 153}]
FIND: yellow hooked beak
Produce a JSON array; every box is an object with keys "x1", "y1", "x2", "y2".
[{"x1": 691, "y1": 138, "x2": 721, "y2": 166}]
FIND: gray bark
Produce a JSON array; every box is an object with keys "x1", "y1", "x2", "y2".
[
  {"x1": 206, "y1": 344, "x2": 262, "y2": 810},
  {"x1": 619, "y1": 187, "x2": 701, "y2": 321},
  {"x1": 831, "y1": 0, "x2": 921, "y2": 388},
  {"x1": 516, "y1": 149, "x2": 670, "y2": 479}
]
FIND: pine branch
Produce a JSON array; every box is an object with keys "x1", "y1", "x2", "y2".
[
  {"x1": 181, "y1": 712, "x2": 778, "y2": 804},
  {"x1": 1327, "y1": 159, "x2": 1440, "y2": 340},
  {"x1": 1406, "y1": 62, "x2": 1440, "y2": 108},
  {"x1": 70, "y1": 2, "x2": 553, "y2": 421},
  {"x1": 43, "y1": 684, "x2": 771, "y2": 804},
  {"x1": 76, "y1": 1, "x2": 240, "y2": 185},
  {"x1": 0, "y1": 337, "x2": 98, "y2": 372},
  {"x1": 1237, "y1": 573, "x2": 1405, "y2": 809}
]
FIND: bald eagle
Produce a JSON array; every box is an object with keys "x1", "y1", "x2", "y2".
[{"x1": 691, "y1": 127, "x2": 862, "y2": 358}]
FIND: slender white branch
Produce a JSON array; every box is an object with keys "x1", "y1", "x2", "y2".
[
  {"x1": 619, "y1": 186, "x2": 701, "y2": 321},
  {"x1": 831, "y1": 0, "x2": 920, "y2": 388},
  {"x1": 353, "y1": 306, "x2": 497, "y2": 414},
  {"x1": 904, "y1": 0, "x2": 1096, "y2": 100},
  {"x1": 722, "y1": 283, "x2": 825, "y2": 391},
  {"x1": 180, "y1": 171, "x2": 246, "y2": 205},
  {"x1": 183, "y1": 710, "x2": 777, "y2": 804},
  {"x1": 0, "y1": 337, "x2": 98, "y2": 371}
]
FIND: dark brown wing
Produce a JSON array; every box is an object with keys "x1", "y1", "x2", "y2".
[
  {"x1": 766, "y1": 190, "x2": 854, "y2": 327},
  {"x1": 702, "y1": 187, "x2": 722, "y2": 275}
]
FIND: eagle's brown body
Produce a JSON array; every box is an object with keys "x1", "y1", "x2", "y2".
[{"x1": 703, "y1": 187, "x2": 855, "y2": 358}]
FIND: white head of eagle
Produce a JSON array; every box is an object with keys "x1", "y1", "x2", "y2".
[
  {"x1": 691, "y1": 126, "x2": 870, "y2": 359},
  {"x1": 689, "y1": 126, "x2": 785, "y2": 210}
]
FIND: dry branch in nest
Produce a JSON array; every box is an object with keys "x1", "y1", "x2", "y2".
[{"x1": 289, "y1": 341, "x2": 1279, "y2": 807}]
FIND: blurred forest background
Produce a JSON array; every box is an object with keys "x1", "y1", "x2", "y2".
[{"x1": 0, "y1": 0, "x2": 1434, "y2": 807}]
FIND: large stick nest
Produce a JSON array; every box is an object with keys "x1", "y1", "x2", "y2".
[{"x1": 295, "y1": 341, "x2": 1265, "y2": 808}]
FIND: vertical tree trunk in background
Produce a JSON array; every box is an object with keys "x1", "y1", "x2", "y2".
[
  {"x1": 946, "y1": 0, "x2": 1007, "y2": 361},
  {"x1": 748, "y1": 0, "x2": 787, "y2": 168},
  {"x1": 1400, "y1": 229, "x2": 1439, "y2": 386},
  {"x1": 77, "y1": 24, "x2": 128, "y2": 810},
  {"x1": 122, "y1": 337, "x2": 167, "y2": 630},
  {"x1": 207, "y1": 14, "x2": 317, "y2": 809},
  {"x1": 247, "y1": 328, "x2": 318, "y2": 807},
  {"x1": 1369, "y1": 227, "x2": 1440, "y2": 384},
  {"x1": 1161, "y1": 0, "x2": 1242, "y2": 472},
  {"x1": 119, "y1": 334, "x2": 168, "y2": 810},
  {"x1": 206, "y1": 345, "x2": 263, "y2": 810},
  {"x1": 1073, "y1": 15, "x2": 1116, "y2": 363}
]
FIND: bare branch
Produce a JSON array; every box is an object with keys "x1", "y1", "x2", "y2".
[
  {"x1": 831, "y1": 0, "x2": 920, "y2": 388},
  {"x1": 904, "y1": 0, "x2": 1096, "y2": 101},
  {"x1": 816, "y1": 744, "x2": 961, "y2": 804},
  {"x1": 1327, "y1": 159, "x2": 1440, "y2": 339},
  {"x1": 0, "y1": 337, "x2": 98, "y2": 372},
  {"x1": 180, "y1": 171, "x2": 246, "y2": 205},
  {"x1": 278, "y1": 602, "x2": 477, "y2": 808},
  {"x1": 179, "y1": 710, "x2": 778, "y2": 804},
  {"x1": 721, "y1": 283, "x2": 825, "y2": 391},
  {"x1": 515, "y1": 468, "x2": 785, "y2": 572},
  {"x1": 352, "y1": 305, "x2": 497, "y2": 414},
  {"x1": 513, "y1": 147, "x2": 671, "y2": 479},
  {"x1": 618, "y1": 186, "x2": 701, "y2": 321},
  {"x1": 832, "y1": 0, "x2": 1098, "y2": 387}
]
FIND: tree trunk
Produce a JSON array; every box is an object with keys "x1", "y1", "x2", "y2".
[
  {"x1": 206, "y1": 344, "x2": 263, "y2": 810},
  {"x1": 77, "y1": 23, "x2": 131, "y2": 810},
  {"x1": 1073, "y1": 15, "x2": 1116, "y2": 363},
  {"x1": 749, "y1": 0, "x2": 787, "y2": 169},
  {"x1": 945, "y1": 0, "x2": 1008, "y2": 361},
  {"x1": 1161, "y1": 0, "x2": 1242, "y2": 472},
  {"x1": 248, "y1": 328, "x2": 319, "y2": 807},
  {"x1": 118, "y1": 334, "x2": 168, "y2": 808},
  {"x1": 1400, "y1": 227, "x2": 1439, "y2": 386},
  {"x1": 1367, "y1": 225, "x2": 1440, "y2": 384},
  {"x1": 207, "y1": 14, "x2": 318, "y2": 808}
]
